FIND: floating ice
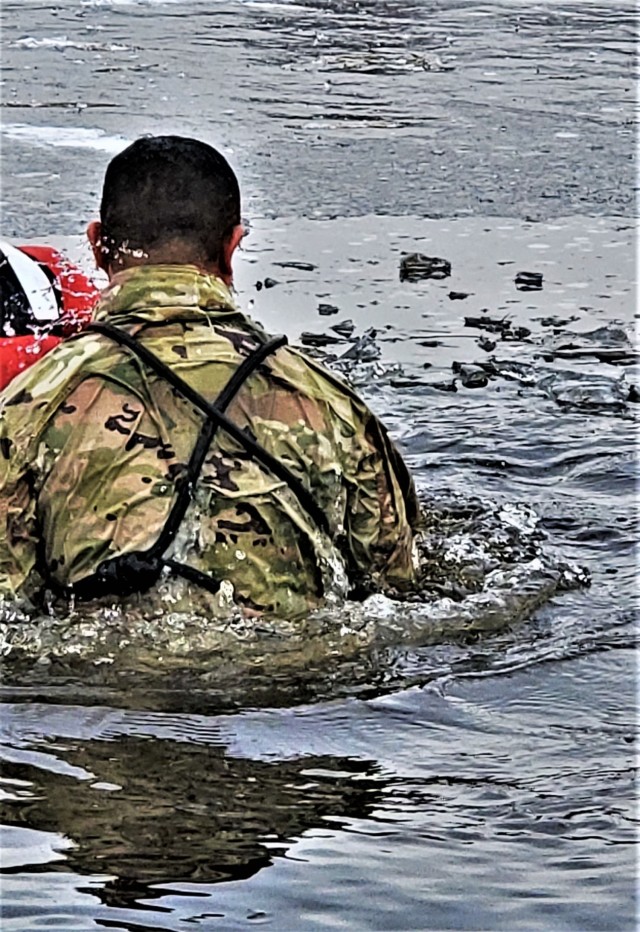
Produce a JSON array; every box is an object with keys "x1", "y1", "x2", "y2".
[
  {"x1": 13, "y1": 36, "x2": 131, "y2": 52},
  {"x1": 1, "y1": 123, "x2": 131, "y2": 155}
]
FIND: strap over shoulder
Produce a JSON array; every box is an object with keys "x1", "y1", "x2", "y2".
[{"x1": 64, "y1": 322, "x2": 330, "y2": 601}]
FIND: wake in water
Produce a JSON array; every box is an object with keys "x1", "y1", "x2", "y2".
[{"x1": 0, "y1": 489, "x2": 589, "y2": 708}]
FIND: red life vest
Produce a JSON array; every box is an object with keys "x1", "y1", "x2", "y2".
[{"x1": 0, "y1": 243, "x2": 99, "y2": 390}]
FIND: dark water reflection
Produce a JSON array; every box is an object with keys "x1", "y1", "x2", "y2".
[
  {"x1": 2, "y1": 735, "x2": 383, "y2": 905},
  {"x1": 1, "y1": 649, "x2": 636, "y2": 929}
]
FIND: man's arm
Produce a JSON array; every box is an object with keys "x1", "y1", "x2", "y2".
[
  {"x1": 0, "y1": 404, "x2": 44, "y2": 601},
  {"x1": 343, "y1": 410, "x2": 419, "y2": 591},
  {"x1": 0, "y1": 331, "x2": 104, "y2": 601},
  {"x1": 243, "y1": 344, "x2": 420, "y2": 591}
]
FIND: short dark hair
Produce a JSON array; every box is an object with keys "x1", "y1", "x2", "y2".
[{"x1": 99, "y1": 135, "x2": 241, "y2": 266}]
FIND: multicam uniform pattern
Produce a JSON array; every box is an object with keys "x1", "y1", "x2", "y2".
[{"x1": 0, "y1": 265, "x2": 419, "y2": 617}]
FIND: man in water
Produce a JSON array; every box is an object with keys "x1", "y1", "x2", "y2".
[{"x1": 0, "y1": 135, "x2": 419, "y2": 618}]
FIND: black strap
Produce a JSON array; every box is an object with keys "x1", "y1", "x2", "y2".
[
  {"x1": 87, "y1": 322, "x2": 329, "y2": 534},
  {"x1": 67, "y1": 322, "x2": 329, "y2": 600},
  {"x1": 142, "y1": 328, "x2": 290, "y2": 564}
]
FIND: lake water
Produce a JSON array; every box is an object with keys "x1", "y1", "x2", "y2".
[{"x1": 0, "y1": 1, "x2": 637, "y2": 930}]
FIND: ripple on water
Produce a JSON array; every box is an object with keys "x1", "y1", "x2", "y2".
[{"x1": 0, "y1": 493, "x2": 590, "y2": 712}]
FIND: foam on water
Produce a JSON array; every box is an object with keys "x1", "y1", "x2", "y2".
[
  {"x1": 0, "y1": 493, "x2": 589, "y2": 711},
  {"x1": 1, "y1": 124, "x2": 132, "y2": 155},
  {"x1": 12, "y1": 36, "x2": 131, "y2": 51},
  {"x1": 78, "y1": 0, "x2": 295, "y2": 5}
]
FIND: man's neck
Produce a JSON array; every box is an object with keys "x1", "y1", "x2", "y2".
[{"x1": 108, "y1": 256, "x2": 227, "y2": 284}]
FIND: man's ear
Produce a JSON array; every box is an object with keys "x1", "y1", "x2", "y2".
[
  {"x1": 219, "y1": 223, "x2": 245, "y2": 283},
  {"x1": 87, "y1": 220, "x2": 110, "y2": 275}
]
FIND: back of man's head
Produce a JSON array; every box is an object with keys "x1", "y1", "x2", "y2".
[{"x1": 99, "y1": 135, "x2": 241, "y2": 271}]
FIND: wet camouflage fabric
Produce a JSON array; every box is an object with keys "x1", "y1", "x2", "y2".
[{"x1": 0, "y1": 265, "x2": 419, "y2": 617}]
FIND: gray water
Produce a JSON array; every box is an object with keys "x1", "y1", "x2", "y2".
[{"x1": 0, "y1": 1, "x2": 637, "y2": 930}]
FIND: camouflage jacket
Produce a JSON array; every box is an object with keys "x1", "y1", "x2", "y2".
[{"x1": 0, "y1": 265, "x2": 419, "y2": 617}]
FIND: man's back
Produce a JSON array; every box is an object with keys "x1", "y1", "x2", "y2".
[{"x1": 0, "y1": 264, "x2": 418, "y2": 617}]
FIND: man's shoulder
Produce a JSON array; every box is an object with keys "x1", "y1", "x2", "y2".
[
  {"x1": 0, "y1": 329, "x2": 129, "y2": 448},
  {"x1": 1, "y1": 331, "x2": 101, "y2": 403}
]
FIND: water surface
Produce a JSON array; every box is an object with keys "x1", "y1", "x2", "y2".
[{"x1": 0, "y1": 1, "x2": 637, "y2": 929}]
